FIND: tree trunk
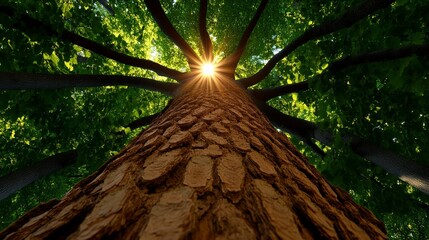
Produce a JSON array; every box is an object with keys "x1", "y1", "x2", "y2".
[{"x1": 0, "y1": 77, "x2": 387, "y2": 239}]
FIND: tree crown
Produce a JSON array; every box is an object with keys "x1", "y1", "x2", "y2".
[{"x1": 0, "y1": 0, "x2": 428, "y2": 237}]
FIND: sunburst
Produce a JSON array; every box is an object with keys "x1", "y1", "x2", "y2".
[{"x1": 201, "y1": 63, "x2": 215, "y2": 76}]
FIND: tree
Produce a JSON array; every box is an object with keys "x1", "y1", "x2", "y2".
[{"x1": 0, "y1": 0, "x2": 428, "y2": 238}]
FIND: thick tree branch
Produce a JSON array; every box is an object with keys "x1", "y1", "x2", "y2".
[
  {"x1": 329, "y1": 44, "x2": 429, "y2": 72},
  {"x1": 144, "y1": 0, "x2": 201, "y2": 69},
  {"x1": 0, "y1": 73, "x2": 178, "y2": 95},
  {"x1": 257, "y1": 101, "x2": 319, "y2": 141},
  {"x1": 0, "y1": 5, "x2": 186, "y2": 81},
  {"x1": 304, "y1": 139, "x2": 327, "y2": 158},
  {"x1": 121, "y1": 99, "x2": 173, "y2": 132},
  {"x1": 256, "y1": 101, "x2": 324, "y2": 157},
  {"x1": 61, "y1": 32, "x2": 186, "y2": 80},
  {"x1": 249, "y1": 81, "x2": 309, "y2": 101},
  {"x1": 349, "y1": 136, "x2": 429, "y2": 195},
  {"x1": 258, "y1": 102, "x2": 429, "y2": 195},
  {"x1": 239, "y1": 0, "x2": 394, "y2": 88},
  {"x1": 251, "y1": 43, "x2": 428, "y2": 102},
  {"x1": 0, "y1": 150, "x2": 77, "y2": 200},
  {"x1": 220, "y1": 0, "x2": 268, "y2": 70},
  {"x1": 199, "y1": 0, "x2": 213, "y2": 62},
  {"x1": 126, "y1": 113, "x2": 159, "y2": 130},
  {"x1": 307, "y1": 43, "x2": 429, "y2": 92}
]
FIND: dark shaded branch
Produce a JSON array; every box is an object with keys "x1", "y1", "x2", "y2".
[
  {"x1": 0, "y1": 72, "x2": 178, "y2": 95},
  {"x1": 250, "y1": 81, "x2": 309, "y2": 101},
  {"x1": 0, "y1": 5, "x2": 186, "y2": 81},
  {"x1": 144, "y1": 0, "x2": 201, "y2": 68},
  {"x1": 252, "y1": 43, "x2": 428, "y2": 102},
  {"x1": 97, "y1": 0, "x2": 115, "y2": 15},
  {"x1": 0, "y1": 150, "x2": 77, "y2": 200},
  {"x1": 305, "y1": 44, "x2": 429, "y2": 93},
  {"x1": 304, "y1": 139, "x2": 327, "y2": 158},
  {"x1": 416, "y1": 200, "x2": 429, "y2": 213},
  {"x1": 199, "y1": 0, "x2": 213, "y2": 62},
  {"x1": 61, "y1": 32, "x2": 186, "y2": 80},
  {"x1": 349, "y1": 137, "x2": 429, "y2": 195},
  {"x1": 126, "y1": 113, "x2": 159, "y2": 130},
  {"x1": 119, "y1": 99, "x2": 173, "y2": 134},
  {"x1": 329, "y1": 44, "x2": 429, "y2": 72},
  {"x1": 239, "y1": 0, "x2": 394, "y2": 88},
  {"x1": 262, "y1": 101, "x2": 325, "y2": 158},
  {"x1": 221, "y1": 0, "x2": 268, "y2": 70},
  {"x1": 257, "y1": 101, "x2": 319, "y2": 141},
  {"x1": 255, "y1": 44, "x2": 429, "y2": 100},
  {"x1": 258, "y1": 102, "x2": 429, "y2": 195},
  {"x1": 256, "y1": 101, "x2": 323, "y2": 155}
]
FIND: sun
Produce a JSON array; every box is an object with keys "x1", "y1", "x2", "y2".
[{"x1": 201, "y1": 63, "x2": 215, "y2": 76}]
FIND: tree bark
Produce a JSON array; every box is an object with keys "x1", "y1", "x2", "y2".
[{"x1": 0, "y1": 77, "x2": 386, "y2": 239}]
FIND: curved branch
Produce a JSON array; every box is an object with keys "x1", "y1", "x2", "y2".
[
  {"x1": 220, "y1": 0, "x2": 268, "y2": 70},
  {"x1": 0, "y1": 72, "x2": 178, "y2": 95},
  {"x1": 144, "y1": 0, "x2": 201, "y2": 68},
  {"x1": 0, "y1": 5, "x2": 186, "y2": 81},
  {"x1": 199, "y1": 0, "x2": 213, "y2": 62},
  {"x1": 329, "y1": 44, "x2": 429, "y2": 72},
  {"x1": 250, "y1": 81, "x2": 308, "y2": 101},
  {"x1": 258, "y1": 102, "x2": 429, "y2": 195},
  {"x1": 239, "y1": 0, "x2": 394, "y2": 88}
]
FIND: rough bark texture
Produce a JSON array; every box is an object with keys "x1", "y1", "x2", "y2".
[{"x1": 0, "y1": 77, "x2": 387, "y2": 239}]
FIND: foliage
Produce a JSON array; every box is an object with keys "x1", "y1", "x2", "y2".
[{"x1": 1, "y1": 0, "x2": 428, "y2": 238}]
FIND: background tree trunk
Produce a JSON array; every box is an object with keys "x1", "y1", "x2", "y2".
[{"x1": 0, "y1": 78, "x2": 387, "y2": 239}]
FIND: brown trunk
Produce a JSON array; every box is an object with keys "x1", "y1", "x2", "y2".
[{"x1": 0, "y1": 77, "x2": 387, "y2": 239}]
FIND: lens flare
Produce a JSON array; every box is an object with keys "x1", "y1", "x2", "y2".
[{"x1": 202, "y1": 63, "x2": 215, "y2": 76}]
